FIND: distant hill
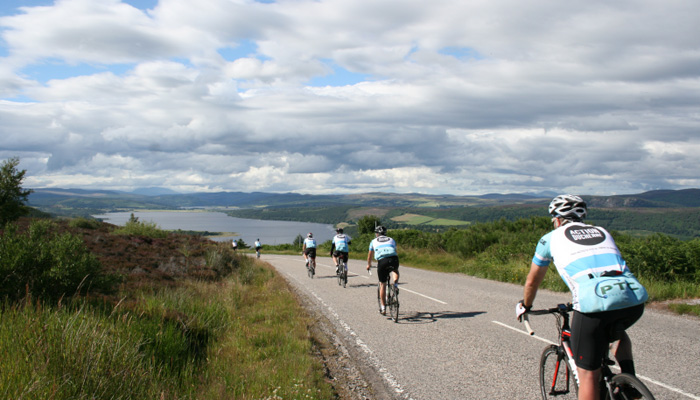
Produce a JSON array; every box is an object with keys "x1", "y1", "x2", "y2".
[{"x1": 26, "y1": 188, "x2": 700, "y2": 237}]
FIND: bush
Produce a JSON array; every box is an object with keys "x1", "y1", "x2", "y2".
[
  {"x1": 68, "y1": 217, "x2": 102, "y2": 230},
  {"x1": 0, "y1": 220, "x2": 119, "y2": 303},
  {"x1": 112, "y1": 214, "x2": 168, "y2": 239}
]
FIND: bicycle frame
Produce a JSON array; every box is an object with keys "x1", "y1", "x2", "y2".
[{"x1": 524, "y1": 304, "x2": 655, "y2": 399}]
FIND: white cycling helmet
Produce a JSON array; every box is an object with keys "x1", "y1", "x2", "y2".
[{"x1": 548, "y1": 194, "x2": 587, "y2": 221}]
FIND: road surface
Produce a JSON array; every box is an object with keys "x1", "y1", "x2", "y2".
[{"x1": 262, "y1": 254, "x2": 700, "y2": 399}]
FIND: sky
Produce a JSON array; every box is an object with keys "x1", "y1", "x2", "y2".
[{"x1": 1, "y1": 0, "x2": 699, "y2": 196}]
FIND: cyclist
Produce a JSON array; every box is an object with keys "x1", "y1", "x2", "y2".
[
  {"x1": 254, "y1": 239, "x2": 262, "y2": 256},
  {"x1": 330, "y1": 228, "x2": 351, "y2": 274},
  {"x1": 516, "y1": 195, "x2": 647, "y2": 400},
  {"x1": 367, "y1": 225, "x2": 399, "y2": 315},
  {"x1": 231, "y1": 239, "x2": 238, "y2": 251},
  {"x1": 302, "y1": 232, "x2": 317, "y2": 267}
]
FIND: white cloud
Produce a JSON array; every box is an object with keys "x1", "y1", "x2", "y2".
[{"x1": 2, "y1": 0, "x2": 700, "y2": 196}]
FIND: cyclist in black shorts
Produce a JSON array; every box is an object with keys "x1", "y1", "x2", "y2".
[
  {"x1": 516, "y1": 195, "x2": 647, "y2": 400},
  {"x1": 367, "y1": 226, "x2": 399, "y2": 315},
  {"x1": 330, "y1": 228, "x2": 351, "y2": 274},
  {"x1": 302, "y1": 232, "x2": 317, "y2": 266}
]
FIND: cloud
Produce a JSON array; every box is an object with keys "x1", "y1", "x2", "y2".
[{"x1": 1, "y1": 0, "x2": 699, "y2": 196}]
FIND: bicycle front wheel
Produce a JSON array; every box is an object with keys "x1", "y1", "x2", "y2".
[
  {"x1": 606, "y1": 373, "x2": 655, "y2": 400},
  {"x1": 540, "y1": 345, "x2": 577, "y2": 399}
]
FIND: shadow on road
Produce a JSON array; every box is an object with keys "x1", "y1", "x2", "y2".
[{"x1": 399, "y1": 311, "x2": 486, "y2": 324}]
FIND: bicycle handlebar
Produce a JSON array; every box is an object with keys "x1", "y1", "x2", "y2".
[{"x1": 521, "y1": 303, "x2": 572, "y2": 336}]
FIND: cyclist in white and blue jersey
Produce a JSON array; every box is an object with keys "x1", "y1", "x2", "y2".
[
  {"x1": 516, "y1": 195, "x2": 646, "y2": 400},
  {"x1": 302, "y1": 232, "x2": 317, "y2": 266},
  {"x1": 330, "y1": 228, "x2": 351, "y2": 274},
  {"x1": 367, "y1": 225, "x2": 399, "y2": 315}
]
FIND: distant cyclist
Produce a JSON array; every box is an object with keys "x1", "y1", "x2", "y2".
[
  {"x1": 231, "y1": 239, "x2": 238, "y2": 251},
  {"x1": 254, "y1": 239, "x2": 262, "y2": 258},
  {"x1": 302, "y1": 232, "x2": 317, "y2": 267},
  {"x1": 516, "y1": 195, "x2": 647, "y2": 400},
  {"x1": 330, "y1": 228, "x2": 351, "y2": 274},
  {"x1": 367, "y1": 225, "x2": 399, "y2": 315}
]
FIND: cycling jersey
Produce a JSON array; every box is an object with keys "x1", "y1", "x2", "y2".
[
  {"x1": 369, "y1": 235, "x2": 398, "y2": 260},
  {"x1": 532, "y1": 222, "x2": 645, "y2": 312},
  {"x1": 303, "y1": 237, "x2": 316, "y2": 248},
  {"x1": 254, "y1": 241, "x2": 261, "y2": 248},
  {"x1": 332, "y1": 234, "x2": 351, "y2": 253}
]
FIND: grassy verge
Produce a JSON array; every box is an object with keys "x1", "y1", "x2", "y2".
[
  {"x1": 667, "y1": 303, "x2": 700, "y2": 317},
  {"x1": 398, "y1": 246, "x2": 700, "y2": 303},
  {"x1": 0, "y1": 259, "x2": 335, "y2": 400}
]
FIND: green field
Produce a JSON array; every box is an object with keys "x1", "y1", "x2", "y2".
[{"x1": 391, "y1": 213, "x2": 471, "y2": 226}]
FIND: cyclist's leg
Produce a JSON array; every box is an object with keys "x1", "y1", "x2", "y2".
[
  {"x1": 571, "y1": 310, "x2": 608, "y2": 400},
  {"x1": 377, "y1": 260, "x2": 390, "y2": 308},
  {"x1": 577, "y1": 368, "x2": 602, "y2": 400},
  {"x1": 610, "y1": 304, "x2": 644, "y2": 375}
]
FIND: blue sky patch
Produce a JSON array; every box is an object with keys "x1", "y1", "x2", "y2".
[
  {"x1": 218, "y1": 40, "x2": 263, "y2": 62},
  {"x1": 438, "y1": 46, "x2": 483, "y2": 60},
  {"x1": 20, "y1": 61, "x2": 134, "y2": 83},
  {"x1": 307, "y1": 61, "x2": 370, "y2": 87}
]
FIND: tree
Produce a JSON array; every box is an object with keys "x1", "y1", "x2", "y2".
[
  {"x1": 293, "y1": 234, "x2": 304, "y2": 248},
  {"x1": 358, "y1": 215, "x2": 382, "y2": 235},
  {"x1": 0, "y1": 157, "x2": 33, "y2": 225}
]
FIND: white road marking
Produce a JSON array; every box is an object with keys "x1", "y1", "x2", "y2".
[{"x1": 279, "y1": 256, "x2": 448, "y2": 304}]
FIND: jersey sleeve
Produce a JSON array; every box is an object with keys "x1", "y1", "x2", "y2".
[{"x1": 532, "y1": 232, "x2": 553, "y2": 267}]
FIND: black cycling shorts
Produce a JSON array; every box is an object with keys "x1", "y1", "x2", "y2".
[
  {"x1": 377, "y1": 255, "x2": 399, "y2": 283},
  {"x1": 304, "y1": 248, "x2": 317, "y2": 258},
  {"x1": 571, "y1": 304, "x2": 644, "y2": 370},
  {"x1": 333, "y1": 251, "x2": 348, "y2": 262}
]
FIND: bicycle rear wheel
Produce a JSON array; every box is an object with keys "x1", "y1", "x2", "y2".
[
  {"x1": 605, "y1": 373, "x2": 655, "y2": 400},
  {"x1": 387, "y1": 281, "x2": 399, "y2": 323},
  {"x1": 310, "y1": 259, "x2": 315, "y2": 278},
  {"x1": 540, "y1": 345, "x2": 577, "y2": 399},
  {"x1": 342, "y1": 263, "x2": 347, "y2": 288}
]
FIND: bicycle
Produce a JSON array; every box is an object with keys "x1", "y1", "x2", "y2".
[
  {"x1": 523, "y1": 303, "x2": 655, "y2": 400},
  {"x1": 377, "y1": 273, "x2": 399, "y2": 323},
  {"x1": 336, "y1": 259, "x2": 347, "y2": 288},
  {"x1": 306, "y1": 256, "x2": 315, "y2": 279}
]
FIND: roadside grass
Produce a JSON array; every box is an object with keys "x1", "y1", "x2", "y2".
[
  {"x1": 0, "y1": 259, "x2": 335, "y2": 400},
  {"x1": 344, "y1": 246, "x2": 700, "y2": 305},
  {"x1": 667, "y1": 303, "x2": 700, "y2": 317}
]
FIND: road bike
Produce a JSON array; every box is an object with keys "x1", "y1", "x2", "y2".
[
  {"x1": 306, "y1": 256, "x2": 315, "y2": 279},
  {"x1": 336, "y1": 258, "x2": 348, "y2": 288},
  {"x1": 377, "y1": 273, "x2": 399, "y2": 323},
  {"x1": 523, "y1": 303, "x2": 655, "y2": 400}
]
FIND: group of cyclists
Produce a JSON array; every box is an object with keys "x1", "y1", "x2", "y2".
[
  {"x1": 302, "y1": 226, "x2": 400, "y2": 315},
  {"x1": 231, "y1": 238, "x2": 263, "y2": 255},
  {"x1": 301, "y1": 194, "x2": 649, "y2": 399}
]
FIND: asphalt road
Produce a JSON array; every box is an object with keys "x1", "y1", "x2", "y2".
[{"x1": 262, "y1": 254, "x2": 700, "y2": 400}]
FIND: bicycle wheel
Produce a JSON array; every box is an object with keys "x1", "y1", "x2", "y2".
[
  {"x1": 388, "y1": 281, "x2": 399, "y2": 323},
  {"x1": 342, "y1": 263, "x2": 347, "y2": 288},
  {"x1": 337, "y1": 263, "x2": 342, "y2": 286},
  {"x1": 377, "y1": 285, "x2": 384, "y2": 314},
  {"x1": 307, "y1": 261, "x2": 313, "y2": 278},
  {"x1": 605, "y1": 373, "x2": 655, "y2": 400},
  {"x1": 539, "y1": 345, "x2": 577, "y2": 399},
  {"x1": 310, "y1": 259, "x2": 315, "y2": 278}
]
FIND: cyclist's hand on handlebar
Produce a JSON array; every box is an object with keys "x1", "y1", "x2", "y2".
[{"x1": 515, "y1": 300, "x2": 531, "y2": 322}]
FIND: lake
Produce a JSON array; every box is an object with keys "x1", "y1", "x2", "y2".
[{"x1": 92, "y1": 211, "x2": 336, "y2": 245}]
